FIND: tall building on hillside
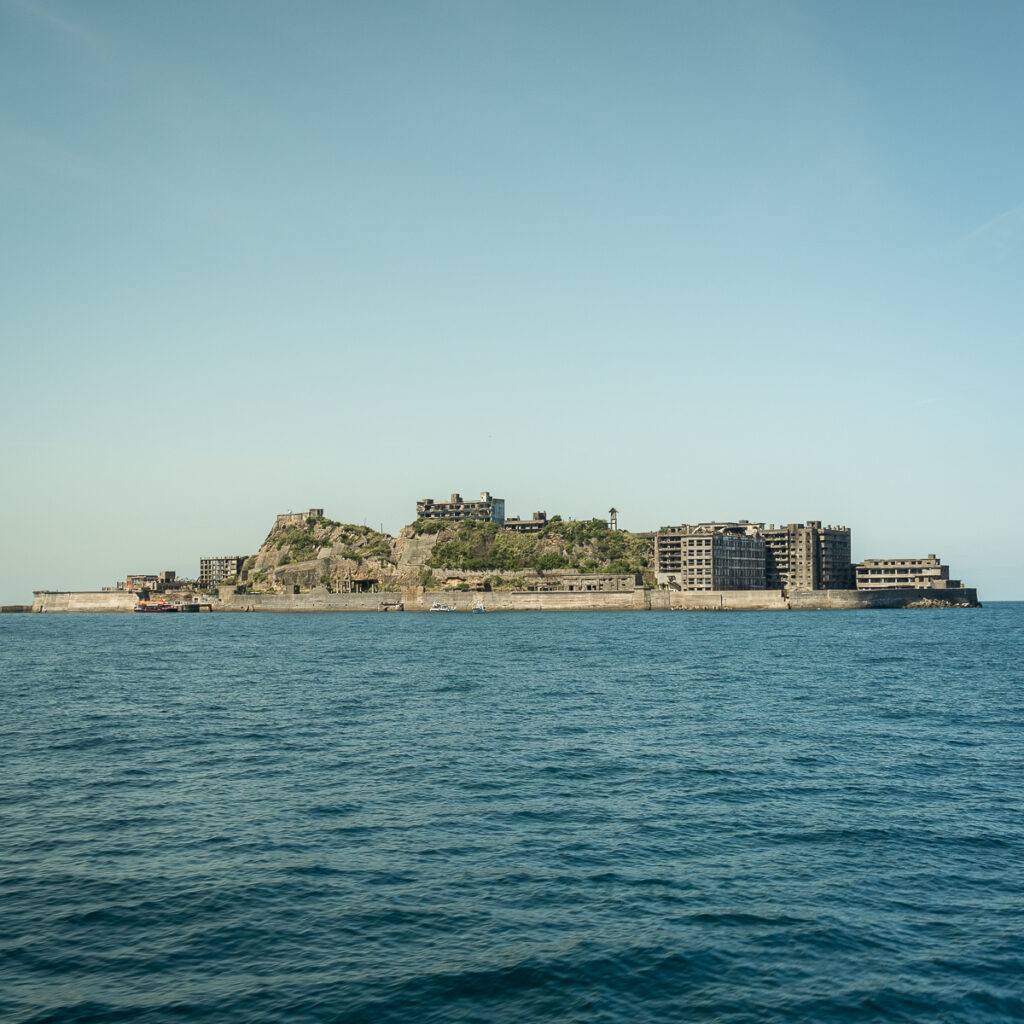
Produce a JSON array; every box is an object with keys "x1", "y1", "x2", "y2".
[
  {"x1": 199, "y1": 556, "x2": 246, "y2": 589},
  {"x1": 763, "y1": 522, "x2": 853, "y2": 590},
  {"x1": 416, "y1": 492, "x2": 506, "y2": 524},
  {"x1": 655, "y1": 523, "x2": 766, "y2": 591}
]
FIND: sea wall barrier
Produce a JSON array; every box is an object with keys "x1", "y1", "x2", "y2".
[
  {"x1": 32, "y1": 591, "x2": 139, "y2": 613},
  {"x1": 31, "y1": 587, "x2": 979, "y2": 613}
]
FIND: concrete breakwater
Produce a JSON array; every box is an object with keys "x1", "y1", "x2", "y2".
[
  {"x1": 32, "y1": 591, "x2": 141, "y2": 613},
  {"x1": 33, "y1": 587, "x2": 979, "y2": 613}
]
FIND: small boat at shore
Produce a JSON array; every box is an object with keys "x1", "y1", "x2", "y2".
[
  {"x1": 472, "y1": 602, "x2": 486, "y2": 613},
  {"x1": 135, "y1": 600, "x2": 179, "y2": 613},
  {"x1": 134, "y1": 600, "x2": 214, "y2": 613},
  {"x1": 429, "y1": 601, "x2": 456, "y2": 612}
]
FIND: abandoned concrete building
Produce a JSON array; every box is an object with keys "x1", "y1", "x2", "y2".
[
  {"x1": 655, "y1": 523, "x2": 767, "y2": 591},
  {"x1": 763, "y1": 522, "x2": 853, "y2": 590},
  {"x1": 503, "y1": 512, "x2": 548, "y2": 533},
  {"x1": 416, "y1": 492, "x2": 506, "y2": 524},
  {"x1": 122, "y1": 574, "x2": 160, "y2": 593},
  {"x1": 855, "y1": 556, "x2": 960, "y2": 590},
  {"x1": 199, "y1": 556, "x2": 246, "y2": 588},
  {"x1": 654, "y1": 520, "x2": 858, "y2": 592},
  {"x1": 275, "y1": 509, "x2": 324, "y2": 529},
  {"x1": 562, "y1": 573, "x2": 642, "y2": 592}
]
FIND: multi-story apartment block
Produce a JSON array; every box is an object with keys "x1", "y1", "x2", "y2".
[
  {"x1": 655, "y1": 523, "x2": 766, "y2": 591},
  {"x1": 199, "y1": 556, "x2": 246, "y2": 588},
  {"x1": 763, "y1": 521, "x2": 853, "y2": 590},
  {"x1": 416, "y1": 492, "x2": 506, "y2": 525},
  {"x1": 503, "y1": 512, "x2": 548, "y2": 533},
  {"x1": 855, "y1": 555, "x2": 960, "y2": 590}
]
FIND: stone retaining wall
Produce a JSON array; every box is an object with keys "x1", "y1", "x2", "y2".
[
  {"x1": 30, "y1": 587, "x2": 980, "y2": 613},
  {"x1": 32, "y1": 591, "x2": 139, "y2": 613}
]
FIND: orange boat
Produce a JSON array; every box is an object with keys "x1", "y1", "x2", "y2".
[{"x1": 134, "y1": 600, "x2": 179, "y2": 613}]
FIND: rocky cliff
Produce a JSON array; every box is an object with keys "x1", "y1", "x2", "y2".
[{"x1": 235, "y1": 513, "x2": 655, "y2": 595}]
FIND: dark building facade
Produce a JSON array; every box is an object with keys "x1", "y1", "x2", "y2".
[
  {"x1": 763, "y1": 522, "x2": 853, "y2": 590},
  {"x1": 655, "y1": 523, "x2": 766, "y2": 591},
  {"x1": 199, "y1": 556, "x2": 246, "y2": 588}
]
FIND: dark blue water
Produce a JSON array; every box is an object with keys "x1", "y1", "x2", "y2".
[{"x1": 2, "y1": 606, "x2": 1023, "y2": 1023}]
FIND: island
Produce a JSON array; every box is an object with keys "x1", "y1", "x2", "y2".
[{"x1": 28, "y1": 491, "x2": 980, "y2": 612}]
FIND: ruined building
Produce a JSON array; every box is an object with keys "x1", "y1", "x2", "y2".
[
  {"x1": 855, "y1": 555, "x2": 960, "y2": 590},
  {"x1": 416, "y1": 492, "x2": 506, "y2": 524},
  {"x1": 763, "y1": 522, "x2": 853, "y2": 590},
  {"x1": 655, "y1": 520, "x2": 854, "y2": 592},
  {"x1": 503, "y1": 512, "x2": 548, "y2": 533},
  {"x1": 199, "y1": 556, "x2": 246, "y2": 589},
  {"x1": 655, "y1": 523, "x2": 767, "y2": 591}
]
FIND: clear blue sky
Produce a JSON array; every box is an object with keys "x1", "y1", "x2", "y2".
[{"x1": 2, "y1": 0, "x2": 1022, "y2": 602}]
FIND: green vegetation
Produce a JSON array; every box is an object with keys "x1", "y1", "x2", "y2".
[
  {"x1": 273, "y1": 520, "x2": 394, "y2": 566},
  {"x1": 427, "y1": 518, "x2": 652, "y2": 575},
  {"x1": 429, "y1": 521, "x2": 537, "y2": 571},
  {"x1": 411, "y1": 518, "x2": 451, "y2": 535},
  {"x1": 276, "y1": 523, "x2": 322, "y2": 564}
]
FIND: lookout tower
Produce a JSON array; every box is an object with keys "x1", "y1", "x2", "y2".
[{"x1": 609, "y1": 507, "x2": 618, "y2": 531}]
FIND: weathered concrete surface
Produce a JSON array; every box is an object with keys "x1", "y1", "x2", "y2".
[
  {"x1": 31, "y1": 587, "x2": 979, "y2": 613},
  {"x1": 669, "y1": 590, "x2": 788, "y2": 611},
  {"x1": 216, "y1": 586, "x2": 979, "y2": 612},
  {"x1": 218, "y1": 591, "x2": 393, "y2": 612},
  {"x1": 218, "y1": 590, "x2": 649, "y2": 612},
  {"x1": 667, "y1": 588, "x2": 978, "y2": 611},
  {"x1": 417, "y1": 589, "x2": 652, "y2": 612},
  {"x1": 789, "y1": 587, "x2": 979, "y2": 609},
  {"x1": 33, "y1": 591, "x2": 139, "y2": 613}
]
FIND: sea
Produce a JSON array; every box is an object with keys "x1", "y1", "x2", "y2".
[{"x1": 2, "y1": 605, "x2": 1022, "y2": 1024}]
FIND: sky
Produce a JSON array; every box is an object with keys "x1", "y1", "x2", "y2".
[{"x1": 2, "y1": 0, "x2": 1022, "y2": 602}]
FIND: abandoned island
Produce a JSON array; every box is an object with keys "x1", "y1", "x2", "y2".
[{"x1": 27, "y1": 490, "x2": 980, "y2": 613}]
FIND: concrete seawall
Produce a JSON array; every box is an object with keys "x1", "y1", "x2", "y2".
[
  {"x1": 217, "y1": 590, "x2": 651, "y2": 612},
  {"x1": 33, "y1": 591, "x2": 139, "y2": 613},
  {"x1": 219, "y1": 592, "x2": 393, "y2": 612},
  {"x1": 667, "y1": 588, "x2": 979, "y2": 611},
  {"x1": 31, "y1": 587, "x2": 979, "y2": 613}
]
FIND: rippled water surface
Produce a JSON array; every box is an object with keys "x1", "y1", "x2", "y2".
[{"x1": 2, "y1": 606, "x2": 1023, "y2": 1023}]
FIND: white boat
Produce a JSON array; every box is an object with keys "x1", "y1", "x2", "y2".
[
  {"x1": 472, "y1": 602, "x2": 487, "y2": 613},
  {"x1": 429, "y1": 601, "x2": 456, "y2": 612}
]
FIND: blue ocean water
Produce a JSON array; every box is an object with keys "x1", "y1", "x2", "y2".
[{"x1": 2, "y1": 606, "x2": 1023, "y2": 1024}]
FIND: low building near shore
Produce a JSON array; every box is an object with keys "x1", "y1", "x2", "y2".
[
  {"x1": 855, "y1": 555, "x2": 962, "y2": 590},
  {"x1": 561, "y1": 573, "x2": 641, "y2": 592}
]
